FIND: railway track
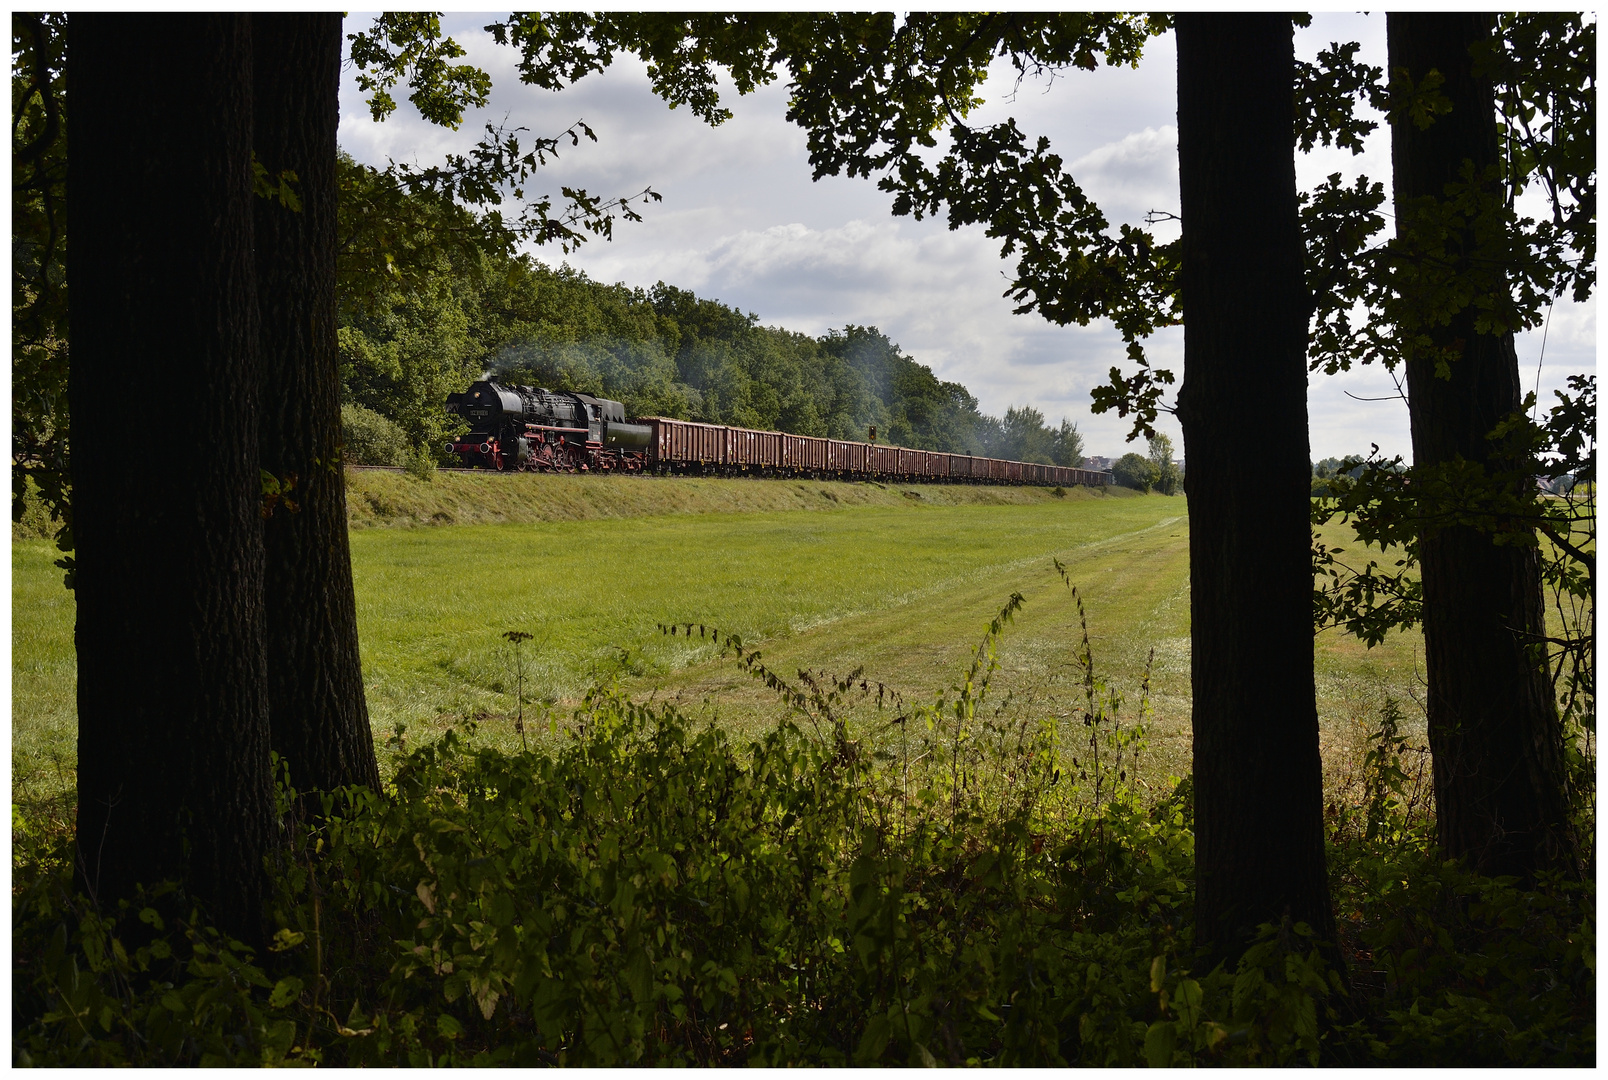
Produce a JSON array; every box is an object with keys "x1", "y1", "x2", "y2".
[{"x1": 345, "y1": 462, "x2": 1104, "y2": 486}]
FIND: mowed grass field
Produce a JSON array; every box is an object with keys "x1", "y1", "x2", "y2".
[{"x1": 13, "y1": 474, "x2": 1430, "y2": 800}]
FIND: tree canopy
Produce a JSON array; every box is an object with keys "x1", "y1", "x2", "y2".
[{"x1": 331, "y1": 162, "x2": 1085, "y2": 466}]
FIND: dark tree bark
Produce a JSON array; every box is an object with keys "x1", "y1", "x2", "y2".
[
  {"x1": 1388, "y1": 14, "x2": 1575, "y2": 880},
  {"x1": 69, "y1": 14, "x2": 272, "y2": 938},
  {"x1": 253, "y1": 14, "x2": 382, "y2": 795},
  {"x1": 1174, "y1": 15, "x2": 1336, "y2": 959}
]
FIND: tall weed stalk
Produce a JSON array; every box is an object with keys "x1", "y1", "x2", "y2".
[{"x1": 12, "y1": 566, "x2": 1594, "y2": 1066}]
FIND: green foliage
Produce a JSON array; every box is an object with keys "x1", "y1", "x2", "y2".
[
  {"x1": 816, "y1": 324, "x2": 981, "y2": 448},
  {"x1": 11, "y1": 14, "x2": 72, "y2": 578},
  {"x1": 1111, "y1": 452, "x2": 1159, "y2": 493},
  {"x1": 1478, "y1": 14, "x2": 1595, "y2": 296},
  {"x1": 333, "y1": 184, "x2": 1082, "y2": 460},
  {"x1": 489, "y1": 336, "x2": 692, "y2": 423},
  {"x1": 1312, "y1": 377, "x2": 1594, "y2": 757},
  {"x1": 473, "y1": 13, "x2": 1183, "y2": 439},
  {"x1": 1309, "y1": 454, "x2": 1367, "y2": 496},
  {"x1": 340, "y1": 403, "x2": 412, "y2": 467},
  {"x1": 995, "y1": 405, "x2": 1084, "y2": 466},
  {"x1": 16, "y1": 596, "x2": 1590, "y2": 1066},
  {"x1": 11, "y1": 473, "x2": 55, "y2": 539},
  {"x1": 1326, "y1": 708, "x2": 1597, "y2": 1066},
  {"x1": 1294, "y1": 39, "x2": 1389, "y2": 155},
  {"x1": 1303, "y1": 14, "x2": 1594, "y2": 382},
  {"x1": 336, "y1": 151, "x2": 506, "y2": 316},
  {"x1": 12, "y1": 882, "x2": 311, "y2": 1066},
  {"x1": 338, "y1": 275, "x2": 475, "y2": 461},
  {"x1": 345, "y1": 14, "x2": 661, "y2": 255},
  {"x1": 1146, "y1": 433, "x2": 1179, "y2": 495},
  {"x1": 346, "y1": 13, "x2": 491, "y2": 128}
]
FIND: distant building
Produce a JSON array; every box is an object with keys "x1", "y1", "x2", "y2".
[{"x1": 1084, "y1": 455, "x2": 1113, "y2": 472}]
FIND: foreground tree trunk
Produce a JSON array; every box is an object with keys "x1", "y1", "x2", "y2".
[
  {"x1": 69, "y1": 13, "x2": 272, "y2": 938},
  {"x1": 1174, "y1": 14, "x2": 1337, "y2": 959},
  {"x1": 1387, "y1": 14, "x2": 1575, "y2": 880},
  {"x1": 253, "y1": 13, "x2": 382, "y2": 795}
]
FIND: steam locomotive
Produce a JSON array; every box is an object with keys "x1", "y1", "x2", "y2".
[
  {"x1": 444, "y1": 378, "x2": 1115, "y2": 488},
  {"x1": 445, "y1": 380, "x2": 652, "y2": 472}
]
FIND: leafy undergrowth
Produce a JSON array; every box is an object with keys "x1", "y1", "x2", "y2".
[{"x1": 12, "y1": 600, "x2": 1593, "y2": 1066}]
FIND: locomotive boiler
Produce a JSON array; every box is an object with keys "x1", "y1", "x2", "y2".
[{"x1": 445, "y1": 379, "x2": 652, "y2": 472}]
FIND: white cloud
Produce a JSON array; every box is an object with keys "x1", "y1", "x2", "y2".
[
  {"x1": 1069, "y1": 126, "x2": 1180, "y2": 234},
  {"x1": 337, "y1": 13, "x2": 1593, "y2": 463}
]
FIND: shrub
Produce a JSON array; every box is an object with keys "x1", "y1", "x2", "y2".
[
  {"x1": 402, "y1": 446, "x2": 438, "y2": 482},
  {"x1": 1112, "y1": 453, "x2": 1160, "y2": 493},
  {"x1": 11, "y1": 475, "x2": 56, "y2": 540},
  {"x1": 341, "y1": 403, "x2": 412, "y2": 467},
  {"x1": 12, "y1": 584, "x2": 1595, "y2": 1067}
]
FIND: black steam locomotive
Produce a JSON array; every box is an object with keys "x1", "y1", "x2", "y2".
[
  {"x1": 443, "y1": 381, "x2": 1116, "y2": 488},
  {"x1": 445, "y1": 379, "x2": 652, "y2": 472}
]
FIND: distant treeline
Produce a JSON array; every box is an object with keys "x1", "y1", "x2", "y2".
[{"x1": 334, "y1": 153, "x2": 1083, "y2": 469}]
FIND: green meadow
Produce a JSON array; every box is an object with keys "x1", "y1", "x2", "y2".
[{"x1": 13, "y1": 472, "x2": 1430, "y2": 801}]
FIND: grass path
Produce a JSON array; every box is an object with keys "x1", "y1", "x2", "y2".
[
  {"x1": 13, "y1": 476, "x2": 1431, "y2": 798},
  {"x1": 345, "y1": 491, "x2": 1185, "y2": 763}
]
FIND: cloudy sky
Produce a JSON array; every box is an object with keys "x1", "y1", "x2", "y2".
[{"x1": 337, "y1": 14, "x2": 1594, "y2": 462}]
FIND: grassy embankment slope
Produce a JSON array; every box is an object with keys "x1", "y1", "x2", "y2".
[{"x1": 14, "y1": 470, "x2": 1426, "y2": 799}]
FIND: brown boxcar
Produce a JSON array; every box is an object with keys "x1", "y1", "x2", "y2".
[
  {"x1": 787, "y1": 434, "x2": 829, "y2": 473},
  {"x1": 836, "y1": 439, "x2": 868, "y2": 475},
  {"x1": 648, "y1": 417, "x2": 725, "y2": 467},
  {"x1": 724, "y1": 426, "x2": 781, "y2": 469}
]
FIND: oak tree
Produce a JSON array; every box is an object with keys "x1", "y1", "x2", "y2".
[
  {"x1": 69, "y1": 13, "x2": 274, "y2": 935},
  {"x1": 1173, "y1": 14, "x2": 1333, "y2": 953},
  {"x1": 1307, "y1": 14, "x2": 1592, "y2": 880},
  {"x1": 254, "y1": 13, "x2": 382, "y2": 795},
  {"x1": 1383, "y1": 15, "x2": 1577, "y2": 878}
]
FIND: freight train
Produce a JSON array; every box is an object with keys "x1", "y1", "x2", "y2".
[{"x1": 445, "y1": 378, "x2": 1113, "y2": 488}]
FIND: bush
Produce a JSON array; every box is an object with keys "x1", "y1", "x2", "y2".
[
  {"x1": 1112, "y1": 453, "x2": 1160, "y2": 493},
  {"x1": 12, "y1": 588, "x2": 1595, "y2": 1067},
  {"x1": 11, "y1": 475, "x2": 56, "y2": 540},
  {"x1": 340, "y1": 403, "x2": 412, "y2": 467}
]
